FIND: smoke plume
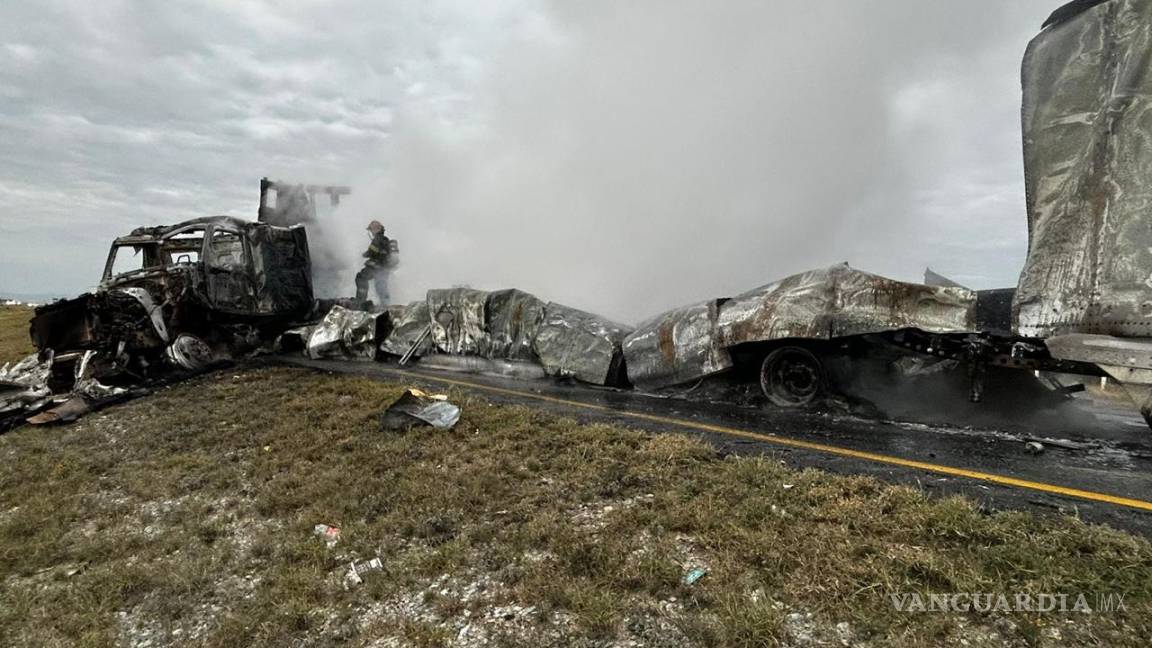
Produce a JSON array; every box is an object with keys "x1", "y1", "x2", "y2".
[{"x1": 332, "y1": 1, "x2": 1052, "y2": 322}]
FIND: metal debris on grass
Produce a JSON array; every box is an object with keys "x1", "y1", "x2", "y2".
[
  {"x1": 344, "y1": 557, "x2": 384, "y2": 588},
  {"x1": 380, "y1": 389, "x2": 462, "y2": 431},
  {"x1": 682, "y1": 567, "x2": 708, "y2": 586},
  {"x1": 0, "y1": 353, "x2": 54, "y2": 427}
]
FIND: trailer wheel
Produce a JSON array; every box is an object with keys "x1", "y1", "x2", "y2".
[{"x1": 760, "y1": 346, "x2": 826, "y2": 408}]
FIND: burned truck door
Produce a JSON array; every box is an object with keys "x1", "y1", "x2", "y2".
[{"x1": 204, "y1": 225, "x2": 256, "y2": 312}]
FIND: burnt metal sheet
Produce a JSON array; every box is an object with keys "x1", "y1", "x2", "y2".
[
  {"x1": 306, "y1": 306, "x2": 380, "y2": 360},
  {"x1": 0, "y1": 354, "x2": 52, "y2": 416},
  {"x1": 379, "y1": 301, "x2": 431, "y2": 357},
  {"x1": 249, "y1": 224, "x2": 314, "y2": 316},
  {"x1": 72, "y1": 350, "x2": 128, "y2": 400},
  {"x1": 30, "y1": 295, "x2": 98, "y2": 352},
  {"x1": 623, "y1": 299, "x2": 733, "y2": 390},
  {"x1": 427, "y1": 288, "x2": 490, "y2": 356},
  {"x1": 532, "y1": 303, "x2": 633, "y2": 386},
  {"x1": 380, "y1": 389, "x2": 461, "y2": 431},
  {"x1": 716, "y1": 264, "x2": 976, "y2": 347},
  {"x1": 1014, "y1": 0, "x2": 1152, "y2": 338},
  {"x1": 1044, "y1": 333, "x2": 1152, "y2": 370},
  {"x1": 485, "y1": 289, "x2": 546, "y2": 361},
  {"x1": 975, "y1": 289, "x2": 1017, "y2": 336}
]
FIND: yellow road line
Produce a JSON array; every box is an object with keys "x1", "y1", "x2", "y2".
[{"x1": 368, "y1": 367, "x2": 1152, "y2": 513}]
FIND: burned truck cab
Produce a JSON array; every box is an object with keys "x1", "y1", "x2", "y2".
[
  {"x1": 31, "y1": 216, "x2": 313, "y2": 381},
  {"x1": 100, "y1": 217, "x2": 313, "y2": 323}
]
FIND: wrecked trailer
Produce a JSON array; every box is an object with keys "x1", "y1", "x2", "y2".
[
  {"x1": 1012, "y1": 0, "x2": 1152, "y2": 422},
  {"x1": 622, "y1": 299, "x2": 733, "y2": 391},
  {"x1": 356, "y1": 268, "x2": 1058, "y2": 414},
  {"x1": 621, "y1": 263, "x2": 1092, "y2": 416},
  {"x1": 623, "y1": 264, "x2": 985, "y2": 405},
  {"x1": 19, "y1": 216, "x2": 315, "y2": 423},
  {"x1": 370, "y1": 287, "x2": 632, "y2": 387}
]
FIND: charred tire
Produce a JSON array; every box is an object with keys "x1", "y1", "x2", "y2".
[{"x1": 760, "y1": 346, "x2": 826, "y2": 408}]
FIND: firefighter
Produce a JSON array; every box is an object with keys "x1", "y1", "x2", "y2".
[{"x1": 355, "y1": 220, "x2": 393, "y2": 306}]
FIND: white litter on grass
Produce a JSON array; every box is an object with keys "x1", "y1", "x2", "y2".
[
  {"x1": 345, "y1": 557, "x2": 384, "y2": 588},
  {"x1": 313, "y1": 524, "x2": 341, "y2": 548}
]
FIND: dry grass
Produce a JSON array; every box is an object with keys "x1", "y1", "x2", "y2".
[
  {"x1": 0, "y1": 365, "x2": 1148, "y2": 647},
  {"x1": 0, "y1": 306, "x2": 35, "y2": 365}
]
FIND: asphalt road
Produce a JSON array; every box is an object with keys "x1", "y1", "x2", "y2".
[{"x1": 278, "y1": 357, "x2": 1152, "y2": 537}]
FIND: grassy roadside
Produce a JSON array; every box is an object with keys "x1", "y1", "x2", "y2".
[
  {"x1": 0, "y1": 306, "x2": 34, "y2": 365},
  {"x1": 0, "y1": 365, "x2": 1149, "y2": 647}
]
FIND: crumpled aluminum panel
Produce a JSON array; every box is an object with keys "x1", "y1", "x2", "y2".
[
  {"x1": 0, "y1": 354, "x2": 53, "y2": 415},
  {"x1": 73, "y1": 350, "x2": 128, "y2": 400},
  {"x1": 380, "y1": 389, "x2": 461, "y2": 431},
  {"x1": 427, "y1": 288, "x2": 490, "y2": 356},
  {"x1": 307, "y1": 306, "x2": 379, "y2": 360},
  {"x1": 1015, "y1": 0, "x2": 1152, "y2": 338},
  {"x1": 532, "y1": 303, "x2": 633, "y2": 385},
  {"x1": 717, "y1": 264, "x2": 976, "y2": 347},
  {"x1": 380, "y1": 301, "x2": 431, "y2": 357},
  {"x1": 485, "y1": 289, "x2": 546, "y2": 361},
  {"x1": 623, "y1": 299, "x2": 733, "y2": 390}
]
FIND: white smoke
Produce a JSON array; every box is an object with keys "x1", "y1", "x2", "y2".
[{"x1": 325, "y1": 1, "x2": 1054, "y2": 321}]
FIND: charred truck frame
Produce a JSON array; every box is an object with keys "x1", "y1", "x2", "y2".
[{"x1": 29, "y1": 217, "x2": 313, "y2": 384}]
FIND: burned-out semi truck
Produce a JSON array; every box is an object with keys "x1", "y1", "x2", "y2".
[
  {"x1": 29, "y1": 217, "x2": 314, "y2": 384},
  {"x1": 18, "y1": 0, "x2": 1152, "y2": 433}
]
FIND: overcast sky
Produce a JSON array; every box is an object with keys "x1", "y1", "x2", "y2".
[{"x1": 0, "y1": 1, "x2": 1060, "y2": 321}]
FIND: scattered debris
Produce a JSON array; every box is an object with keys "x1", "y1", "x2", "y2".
[
  {"x1": 344, "y1": 557, "x2": 384, "y2": 588},
  {"x1": 0, "y1": 353, "x2": 53, "y2": 429},
  {"x1": 72, "y1": 350, "x2": 128, "y2": 401},
  {"x1": 398, "y1": 325, "x2": 432, "y2": 367},
  {"x1": 313, "y1": 524, "x2": 341, "y2": 548},
  {"x1": 2, "y1": 349, "x2": 141, "y2": 429},
  {"x1": 681, "y1": 567, "x2": 708, "y2": 586},
  {"x1": 380, "y1": 389, "x2": 461, "y2": 431},
  {"x1": 27, "y1": 396, "x2": 91, "y2": 426}
]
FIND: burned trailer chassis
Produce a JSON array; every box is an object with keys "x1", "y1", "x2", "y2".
[
  {"x1": 725, "y1": 329, "x2": 1104, "y2": 412},
  {"x1": 882, "y1": 329, "x2": 1103, "y2": 402}
]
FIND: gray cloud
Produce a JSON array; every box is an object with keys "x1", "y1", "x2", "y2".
[
  {"x1": 369, "y1": 1, "x2": 1057, "y2": 321},
  {"x1": 1, "y1": 1, "x2": 1056, "y2": 319}
]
